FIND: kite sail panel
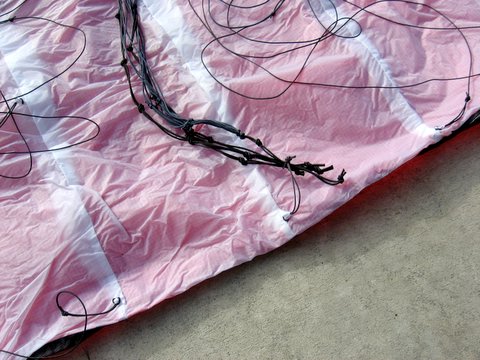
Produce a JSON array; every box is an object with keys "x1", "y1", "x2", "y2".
[{"x1": 0, "y1": 0, "x2": 479, "y2": 357}]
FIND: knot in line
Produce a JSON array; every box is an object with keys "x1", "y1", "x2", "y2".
[
  {"x1": 182, "y1": 119, "x2": 195, "y2": 131},
  {"x1": 284, "y1": 155, "x2": 296, "y2": 169}
]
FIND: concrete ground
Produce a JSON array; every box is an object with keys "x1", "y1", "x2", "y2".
[{"x1": 69, "y1": 124, "x2": 480, "y2": 360}]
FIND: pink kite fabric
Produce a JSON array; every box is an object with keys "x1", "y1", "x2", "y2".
[{"x1": 0, "y1": 0, "x2": 479, "y2": 356}]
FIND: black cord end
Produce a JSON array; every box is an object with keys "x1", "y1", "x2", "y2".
[
  {"x1": 112, "y1": 297, "x2": 121, "y2": 306},
  {"x1": 283, "y1": 213, "x2": 292, "y2": 222},
  {"x1": 120, "y1": 58, "x2": 128, "y2": 67},
  {"x1": 322, "y1": 165, "x2": 334, "y2": 173}
]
